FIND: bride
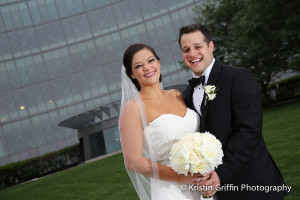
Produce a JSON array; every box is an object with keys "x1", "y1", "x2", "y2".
[{"x1": 119, "y1": 43, "x2": 214, "y2": 200}]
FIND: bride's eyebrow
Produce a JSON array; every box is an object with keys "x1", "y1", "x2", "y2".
[
  {"x1": 134, "y1": 61, "x2": 142, "y2": 65},
  {"x1": 134, "y1": 56, "x2": 155, "y2": 65},
  {"x1": 147, "y1": 56, "x2": 155, "y2": 60}
]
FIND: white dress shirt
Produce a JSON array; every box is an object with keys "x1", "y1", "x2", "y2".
[{"x1": 193, "y1": 58, "x2": 215, "y2": 116}]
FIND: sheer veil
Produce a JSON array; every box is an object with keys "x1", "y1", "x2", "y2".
[{"x1": 118, "y1": 65, "x2": 161, "y2": 200}]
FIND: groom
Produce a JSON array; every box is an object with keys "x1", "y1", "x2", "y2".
[{"x1": 179, "y1": 24, "x2": 288, "y2": 200}]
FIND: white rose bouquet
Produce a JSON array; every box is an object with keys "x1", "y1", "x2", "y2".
[{"x1": 169, "y1": 132, "x2": 223, "y2": 176}]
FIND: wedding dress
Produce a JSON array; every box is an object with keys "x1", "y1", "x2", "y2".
[
  {"x1": 119, "y1": 65, "x2": 215, "y2": 199},
  {"x1": 144, "y1": 108, "x2": 215, "y2": 200}
]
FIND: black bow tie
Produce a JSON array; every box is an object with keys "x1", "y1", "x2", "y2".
[{"x1": 188, "y1": 76, "x2": 205, "y2": 88}]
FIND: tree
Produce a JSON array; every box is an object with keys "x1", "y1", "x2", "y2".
[{"x1": 193, "y1": 0, "x2": 300, "y2": 105}]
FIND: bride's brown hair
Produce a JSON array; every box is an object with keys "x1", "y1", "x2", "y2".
[{"x1": 123, "y1": 43, "x2": 162, "y2": 91}]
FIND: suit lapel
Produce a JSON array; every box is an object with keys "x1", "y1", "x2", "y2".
[
  {"x1": 184, "y1": 85, "x2": 197, "y2": 112},
  {"x1": 200, "y1": 60, "x2": 222, "y2": 131},
  {"x1": 188, "y1": 86, "x2": 197, "y2": 112}
]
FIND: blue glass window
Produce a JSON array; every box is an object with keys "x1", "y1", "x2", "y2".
[
  {"x1": 0, "y1": 34, "x2": 12, "y2": 61},
  {"x1": 62, "y1": 14, "x2": 91, "y2": 44},
  {"x1": 56, "y1": 0, "x2": 84, "y2": 18},
  {"x1": 28, "y1": 1, "x2": 42, "y2": 25},
  {"x1": 0, "y1": 128, "x2": 6, "y2": 157},
  {"x1": 1, "y1": 5, "x2": 14, "y2": 31},
  {"x1": 18, "y1": 2, "x2": 32, "y2": 27}
]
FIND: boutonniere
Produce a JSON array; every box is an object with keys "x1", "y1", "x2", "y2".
[{"x1": 204, "y1": 85, "x2": 218, "y2": 101}]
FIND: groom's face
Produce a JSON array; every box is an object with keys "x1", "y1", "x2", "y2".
[{"x1": 180, "y1": 31, "x2": 214, "y2": 76}]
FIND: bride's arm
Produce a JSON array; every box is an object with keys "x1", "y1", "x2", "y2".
[
  {"x1": 119, "y1": 101, "x2": 152, "y2": 175},
  {"x1": 119, "y1": 101, "x2": 203, "y2": 184},
  {"x1": 157, "y1": 162, "x2": 205, "y2": 184}
]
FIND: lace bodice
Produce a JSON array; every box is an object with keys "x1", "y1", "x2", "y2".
[{"x1": 144, "y1": 108, "x2": 200, "y2": 166}]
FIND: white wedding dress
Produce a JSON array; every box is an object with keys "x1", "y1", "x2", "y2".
[{"x1": 144, "y1": 108, "x2": 215, "y2": 200}]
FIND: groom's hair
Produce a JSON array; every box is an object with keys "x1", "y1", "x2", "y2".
[{"x1": 178, "y1": 24, "x2": 212, "y2": 48}]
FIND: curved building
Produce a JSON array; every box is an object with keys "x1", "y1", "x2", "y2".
[{"x1": 0, "y1": 0, "x2": 200, "y2": 165}]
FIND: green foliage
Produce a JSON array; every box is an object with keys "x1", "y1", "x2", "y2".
[
  {"x1": 268, "y1": 74, "x2": 300, "y2": 89},
  {"x1": 263, "y1": 74, "x2": 300, "y2": 105},
  {"x1": 0, "y1": 153, "x2": 138, "y2": 200},
  {"x1": 194, "y1": 0, "x2": 300, "y2": 104},
  {"x1": 0, "y1": 144, "x2": 82, "y2": 190},
  {"x1": 262, "y1": 98, "x2": 300, "y2": 199}
]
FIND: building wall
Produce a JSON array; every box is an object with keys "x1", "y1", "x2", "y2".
[{"x1": 0, "y1": 0, "x2": 200, "y2": 166}]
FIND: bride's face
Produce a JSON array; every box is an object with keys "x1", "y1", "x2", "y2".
[{"x1": 131, "y1": 48, "x2": 161, "y2": 88}]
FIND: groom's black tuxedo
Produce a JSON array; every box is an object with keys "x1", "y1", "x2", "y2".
[{"x1": 183, "y1": 59, "x2": 288, "y2": 200}]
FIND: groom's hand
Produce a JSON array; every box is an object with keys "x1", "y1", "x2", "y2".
[{"x1": 197, "y1": 170, "x2": 220, "y2": 197}]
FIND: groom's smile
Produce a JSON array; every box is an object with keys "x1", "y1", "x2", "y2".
[
  {"x1": 191, "y1": 58, "x2": 202, "y2": 64},
  {"x1": 180, "y1": 31, "x2": 214, "y2": 76}
]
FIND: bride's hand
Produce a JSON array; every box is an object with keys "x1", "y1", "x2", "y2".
[
  {"x1": 197, "y1": 171, "x2": 220, "y2": 197},
  {"x1": 179, "y1": 172, "x2": 210, "y2": 185}
]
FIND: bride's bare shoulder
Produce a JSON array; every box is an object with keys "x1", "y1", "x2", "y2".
[{"x1": 165, "y1": 89, "x2": 184, "y2": 100}]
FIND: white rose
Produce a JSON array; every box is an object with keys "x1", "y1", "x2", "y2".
[{"x1": 207, "y1": 93, "x2": 216, "y2": 100}]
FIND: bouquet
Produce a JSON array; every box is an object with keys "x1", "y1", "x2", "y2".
[{"x1": 169, "y1": 132, "x2": 223, "y2": 176}]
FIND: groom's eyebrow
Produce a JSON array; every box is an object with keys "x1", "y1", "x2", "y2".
[
  {"x1": 182, "y1": 42, "x2": 202, "y2": 48},
  {"x1": 192, "y1": 42, "x2": 202, "y2": 46}
]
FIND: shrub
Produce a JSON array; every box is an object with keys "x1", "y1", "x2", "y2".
[
  {"x1": 264, "y1": 74, "x2": 300, "y2": 105},
  {"x1": 0, "y1": 144, "x2": 82, "y2": 190}
]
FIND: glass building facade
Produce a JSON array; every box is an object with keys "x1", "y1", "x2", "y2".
[{"x1": 0, "y1": 0, "x2": 200, "y2": 166}]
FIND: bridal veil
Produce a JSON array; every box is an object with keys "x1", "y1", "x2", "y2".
[{"x1": 118, "y1": 65, "x2": 161, "y2": 199}]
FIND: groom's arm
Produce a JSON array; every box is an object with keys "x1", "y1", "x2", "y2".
[{"x1": 215, "y1": 68, "x2": 263, "y2": 184}]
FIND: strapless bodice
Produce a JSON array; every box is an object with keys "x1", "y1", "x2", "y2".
[{"x1": 144, "y1": 108, "x2": 200, "y2": 166}]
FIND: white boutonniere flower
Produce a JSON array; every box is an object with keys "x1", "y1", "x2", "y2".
[{"x1": 204, "y1": 85, "x2": 218, "y2": 101}]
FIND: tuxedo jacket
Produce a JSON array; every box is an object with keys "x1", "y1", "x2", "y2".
[{"x1": 182, "y1": 59, "x2": 288, "y2": 200}]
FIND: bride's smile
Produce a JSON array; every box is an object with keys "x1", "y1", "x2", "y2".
[{"x1": 144, "y1": 71, "x2": 156, "y2": 78}]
